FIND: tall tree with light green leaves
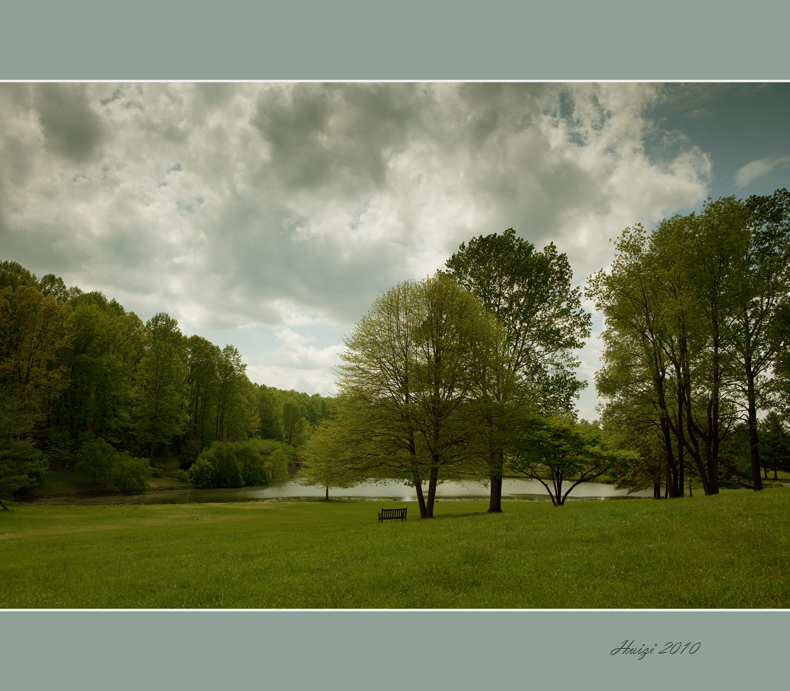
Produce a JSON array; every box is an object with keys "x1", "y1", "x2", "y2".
[
  {"x1": 215, "y1": 345, "x2": 258, "y2": 442},
  {"x1": 133, "y1": 312, "x2": 188, "y2": 461},
  {"x1": 445, "y1": 228, "x2": 591, "y2": 512},
  {"x1": 302, "y1": 419, "x2": 363, "y2": 500},
  {"x1": 329, "y1": 272, "x2": 505, "y2": 518}
]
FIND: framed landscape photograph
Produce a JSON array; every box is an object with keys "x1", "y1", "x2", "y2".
[{"x1": 1, "y1": 3, "x2": 788, "y2": 690}]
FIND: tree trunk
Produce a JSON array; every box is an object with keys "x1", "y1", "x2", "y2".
[
  {"x1": 413, "y1": 474, "x2": 427, "y2": 519},
  {"x1": 488, "y1": 475, "x2": 503, "y2": 513},
  {"x1": 676, "y1": 360, "x2": 685, "y2": 496},
  {"x1": 425, "y1": 464, "x2": 439, "y2": 518},
  {"x1": 745, "y1": 360, "x2": 763, "y2": 491},
  {"x1": 706, "y1": 326, "x2": 721, "y2": 495},
  {"x1": 487, "y1": 445, "x2": 505, "y2": 513},
  {"x1": 0, "y1": 497, "x2": 8, "y2": 510}
]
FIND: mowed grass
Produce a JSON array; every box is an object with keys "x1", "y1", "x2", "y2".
[{"x1": 1, "y1": 488, "x2": 789, "y2": 609}]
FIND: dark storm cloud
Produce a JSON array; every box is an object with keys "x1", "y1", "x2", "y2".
[
  {"x1": 250, "y1": 83, "x2": 424, "y2": 194},
  {"x1": 33, "y1": 83, "x2": 105, "y2": 162}
]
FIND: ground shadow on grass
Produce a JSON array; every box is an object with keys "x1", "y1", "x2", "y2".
[{"x1": 428, "y1": 510, "x2": 490, "y2": 521}]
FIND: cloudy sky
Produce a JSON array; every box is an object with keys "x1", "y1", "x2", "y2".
[{"x1": 1, "y1": 82, "x2": 789, "y2": 420}]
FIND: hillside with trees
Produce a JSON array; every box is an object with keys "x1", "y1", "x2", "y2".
[{"x1": 0, "y1": 260, "x2": 335, "y2": 503}]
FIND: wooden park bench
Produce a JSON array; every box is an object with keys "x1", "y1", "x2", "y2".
[{"x1": 378, "y1": 507, "x2": 407, "y2": 522}]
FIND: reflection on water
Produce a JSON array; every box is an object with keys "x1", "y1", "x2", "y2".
[{"x1": 33, "y1": 477, "x2": 652, "y2": 506}]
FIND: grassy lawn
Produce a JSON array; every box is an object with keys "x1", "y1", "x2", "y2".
[{"x1": 1, "y1": 488, "x2": 789, "y2": 608}]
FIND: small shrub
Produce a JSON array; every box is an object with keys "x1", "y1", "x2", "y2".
[
  {"x1": 77, "y1": 438, "x2": 116, "y2": 485},
  {"x1": 204, "y1": 442, "x2": 245, "y2": 488},
  {"x1": 188, "y1": 457, "x2": 217, "y2": 488},
  {"x1": 111, "y1": 453, "x2": 152, "y2": 493},
  {"x1": 0, "y1": 438, "x2": 47, "y2": 502},
  {"x1": 236, "y1": 442, "x2": 270, "y2": 486},
  {"x1": 169, "y1": 469, "x2": 190, "y2": 483},
  {"x1": 268, "y1": 448, "x2": 292, "y2": 480}
]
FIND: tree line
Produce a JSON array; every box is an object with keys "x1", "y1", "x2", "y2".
[
  {"x1": 0, "y1": 261, "x2": 335, "y2": 505},
  {"x1": 303, "y1": 191, "x2": 790, "y2": 515},
  {"x1": 302, "y1": 230, "x2": 617, "y2": 515},
  {"x1": 588, "y1": 189, "x2": 790, "y2": 497}
]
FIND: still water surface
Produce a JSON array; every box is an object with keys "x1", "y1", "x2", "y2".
[{"x1": 34, "y1": 477, "x2": 651, "y2": 505}]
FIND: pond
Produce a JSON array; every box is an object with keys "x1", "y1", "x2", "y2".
[{"x1": 33, "y1": 477, "x2": 652, "y2": 505}]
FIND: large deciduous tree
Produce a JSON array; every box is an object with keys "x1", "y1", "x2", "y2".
[
  {"x1": 445, "y1": 228, "x2": 591, "y2": 512},
  {"x1": 327, "y1": 273, "x2": 505, "y2": 518},
  {"x1": 734, "y1": 189, "x2": 790, "y2": 489}
]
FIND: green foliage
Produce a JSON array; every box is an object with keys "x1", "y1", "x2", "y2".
[
  {"x1": 769, "y1": 302, "x2": 790, "y2": 417},
  {"x1": 204, "y1": 442, "x2": 245, "y2": 488},
  {"x1": 55, "y1": 295, "x2": 137, "y2": 446},
  {"x1": 328, "y1": 272, "x2": 506, "y2": 518},
  {"x1": 215, "y1": 345, "x2": 259, "y2": 442},
  {"x1": 444, "y1": 228, "x2": 591, "y2": 512},
  {"x1": 239, "y1": 440, "x2": 294, "y2": 486},
  {"x1": 77, "y1": 438, "x2": 117, "y2": 485},
  {"x1": 190, "y1": 439, "x2": 294, "y2": 489},
  {"x1": 510, "y1": 416, "x2": 625, "y2": 505},
  {"x1": 255, "y1": 385, "x2": 283, "y2": 441},
  {"x1": 188, "y1": 456, "x2": 217, "y2": 489},
  {"x1": 133, "y1": 312, "x2": 189, "y2": 460},
  {"x1": 0, "y1": 260, "x2": 39, "y2": 290},
  {"x1": 0, "y1": 438, "x2": 47, "y2": 507},
  {"x1": 302, "y1": 419, "x2": 364, "y2": 498},
  {"x1": 587, "y1": 191, "x2": 790, "y2": 496},
  {"x1": 168, "y1": 468, "x2": 191, "y2": 483},
  {"x1": 0, "y1": 260, "x2": 331, "y2": 489},
  {"x1": 281, "y1": 400, "x2": 305, "y2": 447},
  {"x1": 112, "y1": 452, "x2": 152, "y2": 493},
  {"x1": 76, "y1": 438, "x2": 151, "y2": 493},
  {"x1": 0, "y1": 284, "x2": 73, "y2": 427},
  {"x1": 761, "y1": 412, "x2": 790, "y2": 474},
  {"x1": 446, "y1": 228, "x2": 591, "y2": 413}
]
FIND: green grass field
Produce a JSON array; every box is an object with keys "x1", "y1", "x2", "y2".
[{"x1": 2, "y1": 488, "x2": 789, "y2": 608}]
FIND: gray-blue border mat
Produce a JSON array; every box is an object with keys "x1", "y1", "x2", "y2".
[
  {"x1": 1, "y1": 610, "x2": 785, "y2": 690},
  {"x1": 1, "y1": 1, "x2": 787, "y2": 689},
  {"x1": 2, "y1": 0, "x2": 789, "y2": 79}
]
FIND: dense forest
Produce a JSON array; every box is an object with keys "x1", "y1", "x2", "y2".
[{"x1": 0, "y1": 260, "x2": 335, "y2": 504}]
